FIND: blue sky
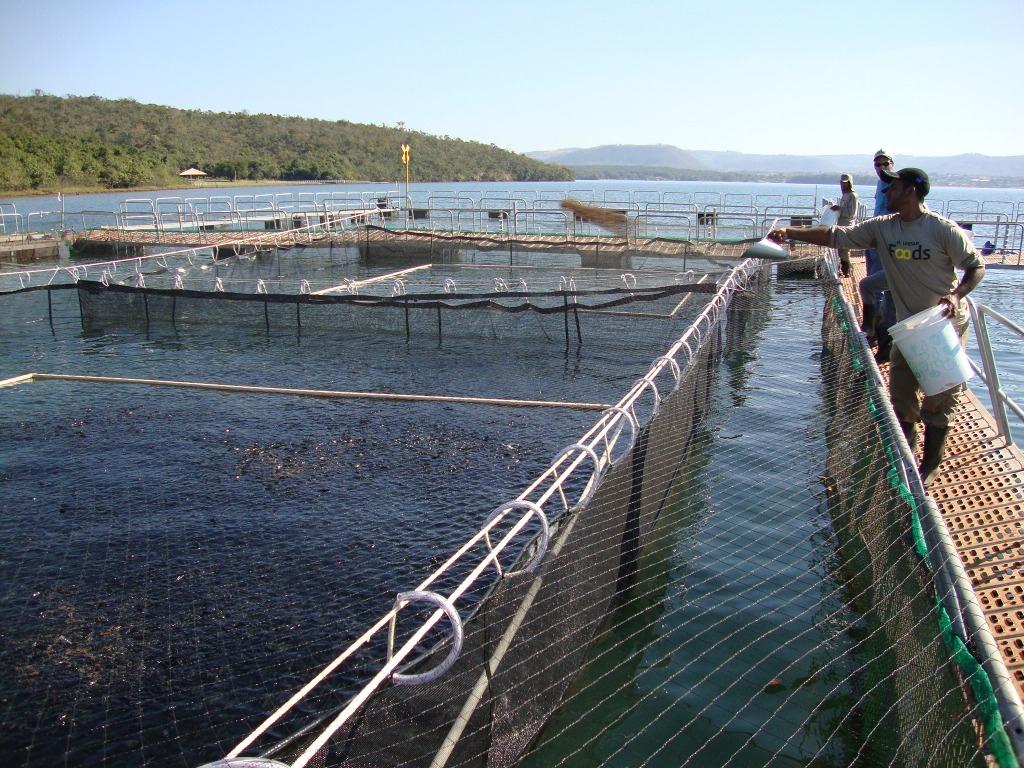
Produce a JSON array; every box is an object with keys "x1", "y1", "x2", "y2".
[{"x1": 1, "y1": 0, "x2": 1020, "y2": 158}]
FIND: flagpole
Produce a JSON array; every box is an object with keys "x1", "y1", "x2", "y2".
[{"x1": 401, "y1": 144, "x2": 410, "y2": 226}]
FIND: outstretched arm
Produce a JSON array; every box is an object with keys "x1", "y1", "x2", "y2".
[{"x1": 766, "y1": 226, "x2": 833, "y2": 247}]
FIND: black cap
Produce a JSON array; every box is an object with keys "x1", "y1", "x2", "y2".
[{"x1": 879, "y1": 166, "x2": 930, "y2": 198}]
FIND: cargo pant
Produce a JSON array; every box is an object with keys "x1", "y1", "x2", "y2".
[{"x1": 888, "y1": 317, "x2": 969, "y2": 428}]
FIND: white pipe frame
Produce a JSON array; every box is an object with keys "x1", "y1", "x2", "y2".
[
  {"x1": 222, "y1": 257, "x2": 763, "y2": 766},
  {"x1": 0, "y1": 209, "x2": 387, "y2": 293}
]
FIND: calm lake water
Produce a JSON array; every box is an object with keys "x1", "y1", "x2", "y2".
[{"x1": 4, "y1": 177, "x2": 1024, "y2": 212}]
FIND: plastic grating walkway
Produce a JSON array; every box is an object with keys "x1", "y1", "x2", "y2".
[{"x1": 843, "y1": 255, "x2": 1024, "y2": 701}]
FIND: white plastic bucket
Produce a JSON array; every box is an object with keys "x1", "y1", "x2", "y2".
[{"x1": 888, "y1": 305, "x2": 973, "y2": 395}]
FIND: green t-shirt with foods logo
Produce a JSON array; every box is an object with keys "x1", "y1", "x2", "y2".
[{"x1": 831, "y1": 210, "x2": 983, "y2": 321}]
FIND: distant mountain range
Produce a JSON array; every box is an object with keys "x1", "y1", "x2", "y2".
[
  {"x1": 526, "y1": 144, "x2": 1024, "y2": 180},
  {"x1": 529, "y1": 145, "x2": 708, "y2": 171}
]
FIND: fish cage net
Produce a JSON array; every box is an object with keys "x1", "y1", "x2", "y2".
[
  {"x1": 249, "y1": 313, "x2": 726, "y2": 768},
  {"x1": 0, "y1": 250, "x2": 756, "y2": 768},
  {"x1": 0, "y1": 228, "x2": 753, "y2": 298},
  {"x1": 1, "y1": 241, "x2": 1017, "y2": 768},
  {"x1": 7, "y1": 242, "x2": 736, "y2": 347},
  {"x1": 68, "y1": 280, "x2": 720, "y2": 345},
  {"x1": 1, "y1": 236, "x2": 749, "y2": 349},
  {"x1": 213, "y1": 274, "x2": 1014, "y2": 768}
]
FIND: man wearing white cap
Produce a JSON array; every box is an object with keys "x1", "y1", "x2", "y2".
[{"x1": 831, "y1": 173, "x2": 858, "y2": 276}]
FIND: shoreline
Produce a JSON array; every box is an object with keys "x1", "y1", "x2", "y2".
[
  {"x1": 6, "y1": 176, "x2": 1024, "y2": 199},
  {"x1": 0, "y1": 179, "x2": 393, "y2": 198}
]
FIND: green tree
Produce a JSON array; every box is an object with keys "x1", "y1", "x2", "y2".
[{"x1": 0, "y1": 93, "x2": 574, "y2": 192}]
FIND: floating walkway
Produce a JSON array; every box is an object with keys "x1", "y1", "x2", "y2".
[
  {"x1": 75, "y1": 225, "x2": 332, "y2": 254},
  {"x1": 70, "y1": 223, "x2": 757, "y2": 271},
  {"x1": 0, "y1": 233, "x2": 63, "y2": 265},
  {"x1": 65, "y1": 222, "x2": 1022, "y2": 272}
]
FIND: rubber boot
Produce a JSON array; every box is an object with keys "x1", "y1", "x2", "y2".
[
  {"x1": 874, "y1": 328, "x2": 891, "y2": 364},
  {"x1": 860, "y1": 303, "x2": 876, "y2": 345},
  {"x1": 899, "y1": 420, "x2": 918, "y2": 453},
  {"x1": 919, "y1": 425, "x2": 949, "y2": 486}
]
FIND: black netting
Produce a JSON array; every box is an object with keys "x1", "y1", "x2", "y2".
[
  {"x1": 69, "y1": 281, "x2": 715, "y2": 346},
  {"x1": 820, "y1": 287, "x2": 986, "y2": 767}
]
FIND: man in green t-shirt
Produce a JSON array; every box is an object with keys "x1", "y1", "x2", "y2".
[{"x1": 768, "y1": 167, "x2": 985, "y2": 485}]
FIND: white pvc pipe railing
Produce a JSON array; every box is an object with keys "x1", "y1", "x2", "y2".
[
  {"x1": 967, "y1": 298, "x2": 1024, "y2": 445},
  {"x1": 0, "y1": 209, "x2": 388, "y2": 291},
  {"x1": 220, "y1": 258, "x2": 763, "y2": 766}
]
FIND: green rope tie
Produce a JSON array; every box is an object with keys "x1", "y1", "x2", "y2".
[{"x1": 938, "y1": 601, "x2": 1020, "y2": 768}]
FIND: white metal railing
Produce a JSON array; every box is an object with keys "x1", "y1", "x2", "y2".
[
  {"x1": 0, "y1": 209, "x2": 387, "y2": 294},
  {"x1": 8, "y1": 192, "x2": 1024, "y2": 245},
  {"x1": 952, "y1": 219, "x2": 1024, "y2": 263},
  {"x1": 967, "y1": 298, "x2": 1024, "y2": 445},
  {"x1": 76, "y1": 210, "x2": 123, "y2": 231},
  {"x1": 386, "y1": 203, "x2": 808, "y2": 243},
  {"x1": 7, "y1": 194, "x2": 1024, "y2": 266},
  {"x1": 0, "y1": 202, "x2": 22, "y2": 233},
  {"x1": 25, "y1": 210, "x2": 64, "y2": 232},
  {"x1": 120, "y1": 198, "x2": 157, "y2": 230}
]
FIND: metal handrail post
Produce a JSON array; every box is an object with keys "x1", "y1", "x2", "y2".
[
  {"x1": 968, "y1": 298, "x2": 1024, "y2": 445},
  {"x1": 968, "y1": 298, "x2": 1007, "y2": 441}
]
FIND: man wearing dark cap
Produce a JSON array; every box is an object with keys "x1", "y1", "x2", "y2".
[{"x1": 767, "y1": 167, "x2": 985, "y2": 485}]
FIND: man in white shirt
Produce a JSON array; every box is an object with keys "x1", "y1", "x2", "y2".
[{"x1": 831, "y1": 172, "x2": 859, "y2": 276}]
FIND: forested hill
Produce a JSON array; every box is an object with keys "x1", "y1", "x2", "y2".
[{"x1": 0, "y1": 94, "x2": 573, "y2": 192}]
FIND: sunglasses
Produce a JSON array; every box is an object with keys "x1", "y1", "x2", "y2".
[{"x1": 874, "y1": 160, "x2": 893, "y2": 167}]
